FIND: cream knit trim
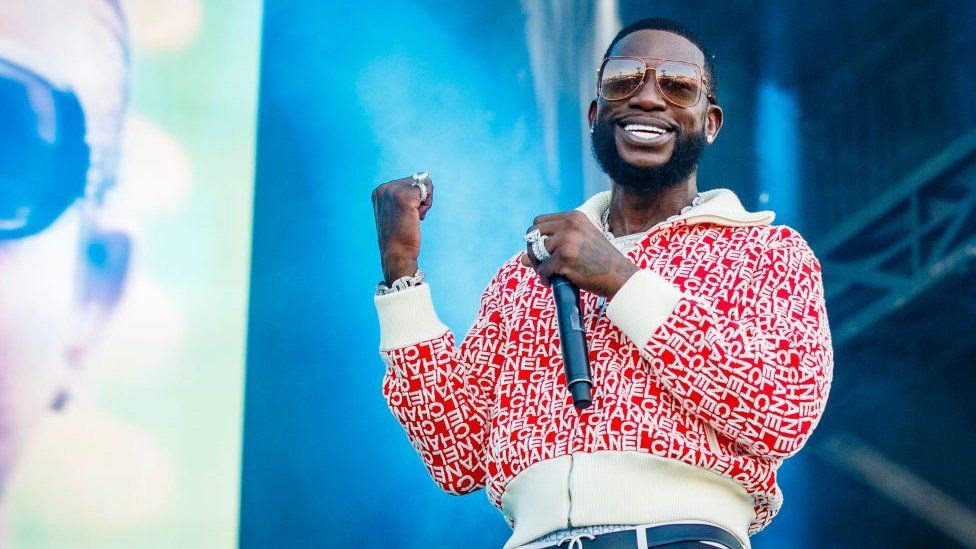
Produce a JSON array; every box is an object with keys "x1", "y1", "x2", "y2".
[
  {"x1": 374, "y1": 284, "x2": 449, "y2": 350},
  {"x1": 575, "y1": 188, "x2": 775, "y2": 230},
  {"x1": 500, "y1": 451, "x2": 754, "y2": 549},
  {"x1": 582, "y1": 188, "x2": 775, "y2": 347},
  {"x1": 605, "y1": 270, "x2": 684, "y2": 348}
]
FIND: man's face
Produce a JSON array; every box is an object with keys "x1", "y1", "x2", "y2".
[{"x1": 589, "y1": 29, "x2": 723, "y2": 191}]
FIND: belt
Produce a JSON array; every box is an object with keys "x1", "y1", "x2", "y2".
[{"x1": 553, "y1": 523, "x2": 744, "y2": 549}]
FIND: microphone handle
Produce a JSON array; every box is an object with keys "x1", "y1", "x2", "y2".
[{"x1": 550, "y1": 275, "x2": 592, "y2": 409}]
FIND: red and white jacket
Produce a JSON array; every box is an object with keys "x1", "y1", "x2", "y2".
[{"x1": 375, "y1": 189, "x2": 833, "y2": 548}]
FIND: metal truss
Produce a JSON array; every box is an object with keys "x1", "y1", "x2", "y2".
[{"x1": 816, "y1": 128, "x2": 976, "y2": 347}]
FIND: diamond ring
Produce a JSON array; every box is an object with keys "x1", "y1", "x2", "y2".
[
  {"x1": 411, "y1": 172, "x2": 429, "y2": 202},
  {"x1": 523, "y1": 229, "x2": 542, "y2": 244},
  {"x1": 532, "y1": 235, "x2": 551, "y2": 262}
]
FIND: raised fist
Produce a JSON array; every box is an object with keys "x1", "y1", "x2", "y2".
[{"x1": 371, "y1": 173, "x2": 434, "y2": 284}]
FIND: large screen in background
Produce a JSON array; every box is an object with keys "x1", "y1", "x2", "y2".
[{"x1": 0, "y1": 1, "x2": 262, "y2": 547}]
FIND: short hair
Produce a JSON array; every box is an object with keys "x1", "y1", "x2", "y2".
[{"x1": 603, "y1": 17, "x2": 718, "y2": 103}]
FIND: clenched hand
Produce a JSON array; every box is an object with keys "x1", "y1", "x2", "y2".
[
  {"x1": 371, "y1": 174, "x2": 433, "y2": 284},
  {"x1": 521, "y1": 211, "x2": 638, "y2": 298}
]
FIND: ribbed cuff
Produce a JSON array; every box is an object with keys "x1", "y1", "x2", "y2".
[
  {"x1": 605, "y1": 269, "x2": 684, "y2": 348},
  {"x1": 374, "y1": 284, "x2": 449, "y2": 350}
]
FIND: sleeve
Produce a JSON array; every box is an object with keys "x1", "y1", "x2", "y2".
[
  {"x1": 375, "y1": 269, "x2": 507, "y2": 494},
  {"x1": 605, "y1": 233, "x2": 833, "y2": 459}
]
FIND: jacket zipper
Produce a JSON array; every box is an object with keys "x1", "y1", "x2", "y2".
[
  {"x1": 704, "y1": 424, "x2": 722, "y2": 454},
  {"x1": 566, "y1": 453, "x2": 574, "y2": 527}
]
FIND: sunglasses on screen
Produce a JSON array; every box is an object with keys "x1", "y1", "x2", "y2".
[
  {"x1": 0, "y1": 58, "x2": 89, "y2": 240},
  {"x1": 597, "y1": 56, "x2": 716, "y2": 108}
]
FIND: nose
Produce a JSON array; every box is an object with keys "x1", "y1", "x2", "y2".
[{"x1": 627, "y1": 69, "x2": 668, "y2": 111}]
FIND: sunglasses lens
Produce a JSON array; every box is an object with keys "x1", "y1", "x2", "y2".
[
  {"x1": 0, "y1": 62, "x2": 88, "y2": 239},
  {"x1": 656, "y1": 61, "x2": 702, "y2": 107},
  {"x1": 600, "y1": 58, "x2": 645, "y2": 101}
]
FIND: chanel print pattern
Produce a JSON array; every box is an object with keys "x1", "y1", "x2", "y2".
[{"x1": 380, "y1": 220, "x2": 832, "y2": 535}]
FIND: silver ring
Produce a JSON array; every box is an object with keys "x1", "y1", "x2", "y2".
[
  {"x1": 523, "y1": 229, "x2": 542, "y2": 244},
  {"x1": 411, "y1": 172, "x2": 429, "y2": 202},
  {"x1": 532, "y1": 235, "x2": 551, "y2": 261}
]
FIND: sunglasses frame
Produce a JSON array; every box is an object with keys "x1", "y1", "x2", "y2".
[{"x1": 597, "y1": 56, "x2": 716, "y2": 107}]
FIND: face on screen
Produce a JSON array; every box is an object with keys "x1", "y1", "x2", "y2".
[
  {"x1": 0, "y1": 61, "x2": 90, "y2": 487},
  {"x1": 0, "y1": 3, "x2": 129, "y2": 494}
]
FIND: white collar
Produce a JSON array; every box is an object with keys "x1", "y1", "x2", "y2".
[{"x1": 575, "y1": 188, "x2": 775, "y2": 230}]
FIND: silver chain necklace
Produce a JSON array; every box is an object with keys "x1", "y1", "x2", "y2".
[
  {"x1": 600, "y1": 193, "x2": 703, "y2": 239},
  {"x1": 594, "y1": 193, "x2": 702, "y2": 315}
]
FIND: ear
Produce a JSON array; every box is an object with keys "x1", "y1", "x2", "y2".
[
  {"x1": 704, "y1": 103, "x2": 724, "y2": 144},
  {"x1": 587, "y1": 100, "x2": 598, "y2": 132}
]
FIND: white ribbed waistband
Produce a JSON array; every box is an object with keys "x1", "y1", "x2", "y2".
[{"x1": 499, "y1": 451, "x2": 754, "y2": 549}]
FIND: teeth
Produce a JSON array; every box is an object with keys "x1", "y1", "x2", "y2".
[{"x1": 624, "y1": 123, "x2": 667, "y2": 134}]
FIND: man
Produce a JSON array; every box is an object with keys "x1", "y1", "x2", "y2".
[
  {"x1": 371, "y1": 17, "x2": 832, "y2": 549},
  {"x1": 0, "y1": 0, "x2": 130, "y2": 509}
]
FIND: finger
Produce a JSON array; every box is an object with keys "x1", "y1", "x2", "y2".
[
  {"x1": 524, "y1": 243, "x2": 540, "y2": 268},
  {"x1": 408, "y1": 177, "x2": 429, "y2": 200},
  {"x1": 419, "y1": 178, "x2": 434, "y2": 220},
  {"x1": 536, "y1": 256, "x2": 559, "y2": 286},
  {"x1": 399, "y1": 175, "x2": 430, "y2": 216},
  {"x1": 536, "y1": 254, "x2": 558, "y2": 280},
  {"x1": 522, "y1": 222, "x2": 562, "y2": 270},
  {"x1": 391, "y1": 177, "x2": 423, "y2": 208},
  {"x1": 526, "y1": 233, "x2": 563, "y2": 282},
  {"x1": 523, "y1": 221, "x2": 564, "y2": 261},
  {"x1": 534, "y1": 235, "x2": 565, "y2": 284},
  {"x1": 530, "y1": 212, "x2": 570, "y2": 227},
  {"x1": 525, "y1": 219, "x2": 565, "y2": 239}
]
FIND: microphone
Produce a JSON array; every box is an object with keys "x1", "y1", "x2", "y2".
[{"x1": 550, "y1": 274, "x2": 592, "y2": 409}]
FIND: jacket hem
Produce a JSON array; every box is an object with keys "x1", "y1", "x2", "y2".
[{"x1": 499, "y1": 451, "x2": 754, "y2": 549}]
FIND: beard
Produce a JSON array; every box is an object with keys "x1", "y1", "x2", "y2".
[{"x1": 590, "y1": 116, "x2": 706, "y2": 192}]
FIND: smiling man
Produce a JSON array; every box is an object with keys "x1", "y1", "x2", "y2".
[{"x1": 371, "y1": 17, "x2": 833, "y2": 549}]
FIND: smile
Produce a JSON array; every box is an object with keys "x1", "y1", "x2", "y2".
[{"x1": 618, "y1": 123, "x2": 673, "y2": 146}]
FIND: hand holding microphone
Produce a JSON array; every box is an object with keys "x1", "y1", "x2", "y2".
[{"x1": 522, "y1": 211, "x2": 638, "y2": 409}]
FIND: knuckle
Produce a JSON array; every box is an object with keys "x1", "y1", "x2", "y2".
[
  {"x1": 394, "y1": 191, "x2": 413, "y2": 206},
  {"x1": 559, "y1": 243, "x2": 576, "y2": 261}
]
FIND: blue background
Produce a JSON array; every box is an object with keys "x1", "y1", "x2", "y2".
[{"x1": 240, "y1": 1, "x2": 976, "y2": 547}]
